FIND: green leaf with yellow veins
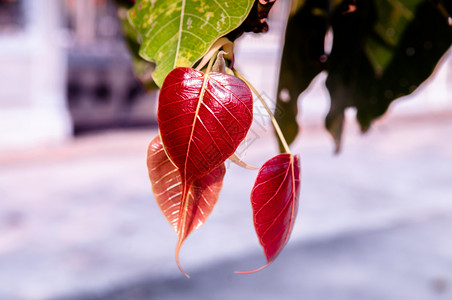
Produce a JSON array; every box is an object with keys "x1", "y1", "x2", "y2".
[{"x1": 128, "y1": 0, "x2": 254, "y2": 87}]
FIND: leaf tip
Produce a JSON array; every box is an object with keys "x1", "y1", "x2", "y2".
[
  {"x1": 334, "y1": 142, "x2": 341, "y2": 154},
  {"x1": 234, "y1": 263, "x2": 270, "y2": 274},
  {"x1": 175, "y1": 241, "x2": 191, "y2": 278},
  {"x1": 229, "y1": 154, "x2": 259, "y2": 170}
]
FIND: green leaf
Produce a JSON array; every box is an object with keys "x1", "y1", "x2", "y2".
[{"x1": 128, "y1": 0, "x2": 254, "y2": 87}]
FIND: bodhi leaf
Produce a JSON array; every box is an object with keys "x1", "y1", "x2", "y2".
[
  {"x1": 147, "y1": 136, "x2": 226, "y2": 277},
  {"x1": 158, "y1": 67, "x2": 253, "y2": 211},
  {"x1": 128, "y1": 0, "x2": 254, "y2": 87},
  {"x1": 237, "y1": 153, "x2": 301, "y2": 273}
]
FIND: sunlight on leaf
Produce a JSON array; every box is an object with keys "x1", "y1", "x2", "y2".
[
  {"x1": 158, "y1": 67, "x2": 253, "y2": 208},
  {"x1": 147, "y1": 136, "x2": 226, "y2": 277}
]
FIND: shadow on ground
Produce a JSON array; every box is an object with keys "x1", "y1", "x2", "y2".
[{"x1": 62, "y1": 215, "x2": 452, "y2": 300}]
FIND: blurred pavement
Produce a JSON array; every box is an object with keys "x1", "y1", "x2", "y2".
[{"x1": 0, "y1": 111, "x2": 452, "y2": 300}]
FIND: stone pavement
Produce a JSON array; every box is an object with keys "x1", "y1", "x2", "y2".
[{"x1": 0, "y1": 112, "x2": 452, "y2": 300}]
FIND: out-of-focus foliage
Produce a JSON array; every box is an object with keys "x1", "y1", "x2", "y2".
[
  {"x1": 277, "y1": 0, "x2": 452, "y2": 152},
  {"x1": 226, "y1": 0, "x2": 277, "y2": 41},
  {"x1": 114, "y1": 0, "x2": 156, "y2": 90}
]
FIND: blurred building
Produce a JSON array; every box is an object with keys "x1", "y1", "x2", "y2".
[
  {"x1": 0, "y1": 0, "x2": 70, "y2": 151},
  {"x1": 62, "y1": 0, "x2": 157, "y2": 134},
  {"x1": 0, "y1": 0, "x2": 157, "y2": 151}
]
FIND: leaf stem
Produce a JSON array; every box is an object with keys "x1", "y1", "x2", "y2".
[
  {"x1": 205, "y1": 50, "x2": 218, "y2": 74},
  {"x1": 233, "y1": 69, "x2": 292, "y2": 154}
]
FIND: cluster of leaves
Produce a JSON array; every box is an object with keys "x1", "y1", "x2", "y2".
[
  {"x1": 119, "y1": 0, "x2": 451, "y2": 276},
  {"x1": 277, "y1": 0, "x2": 452, "y2": 152},
  {"x1": 125, "y1": 0, "x2": 300, "y2": 276},
  {"x1": 146, "y1": 65, "x2": 300, "y2": 276}
]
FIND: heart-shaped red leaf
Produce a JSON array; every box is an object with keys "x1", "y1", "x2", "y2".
[
  {"x1": 147, "y1": 136, "x2": 226, "y2": 277},
  {"x1": 239, "y1": 153, "x2": 301, "y2": 273},
  {"x1": 158, "y1": 67, "x2": 253, "y2": 202}
]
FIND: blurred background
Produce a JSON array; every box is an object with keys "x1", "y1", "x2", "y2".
[{"x1": 0, "y1": 0, "x2": 451, "y2": 299}]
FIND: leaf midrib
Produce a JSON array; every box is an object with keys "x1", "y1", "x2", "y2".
[{"x1": 174, "y1": 0, "x2": 186, "y2": 69}]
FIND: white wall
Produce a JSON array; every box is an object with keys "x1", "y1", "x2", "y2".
[{"x1": 0, "y1": 0, "x2": 72, "y2": 151}]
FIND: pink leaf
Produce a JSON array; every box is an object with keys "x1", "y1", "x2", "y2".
[{"x1": 147, "y1": 136, "x2": 226, "y2": 277}]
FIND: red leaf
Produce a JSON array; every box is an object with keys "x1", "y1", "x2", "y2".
[
  {"x1": 238, "y1": 153, "x2": 301, "y2": 273},
  {"x1": 158, "y1": 67, "x2": 253, "y2": 203},
  {"x1": 147, "y1": 136, "x2": 226, "y2": 277}
]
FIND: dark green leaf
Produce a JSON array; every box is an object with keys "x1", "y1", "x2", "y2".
[
  {"x1": 327, "y1": 0, "x2": 452, "y2": 151},
  {"x1": 277, "y1": 0, "x2": 452, "y2": 152},
  {"x1": 364, "y1": 0, "x2": 424, "y2": 74},
  {"x1": 275, "y1": 0, "x2": 328, "y2": 152}
]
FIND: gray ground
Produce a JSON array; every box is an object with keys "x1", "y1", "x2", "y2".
[
  {"x1": 1, "y1": 112, "x2": 452, "y2": 300},
  {"x1": 65, "y1": 216, "x2": 452, "y2": 300}
]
